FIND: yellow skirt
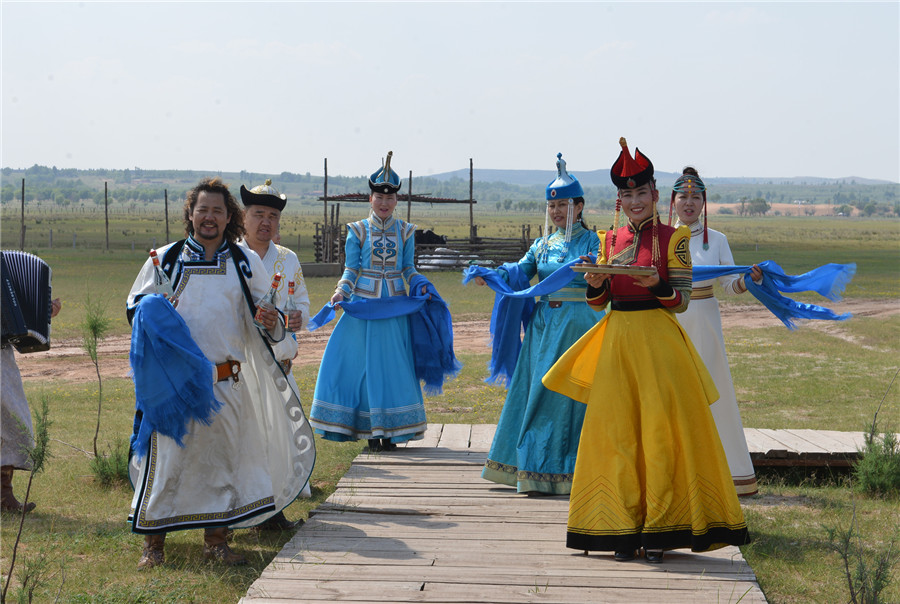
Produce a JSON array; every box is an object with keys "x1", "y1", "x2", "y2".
[{"x1": 543, "y1": 308, "x2": 749, "y2": 552}]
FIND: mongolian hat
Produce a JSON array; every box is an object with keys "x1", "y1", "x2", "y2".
[
  {"x1": 610, "y1": 137, "x2": 654, "y2": 189},
  {"x1": 240, "y1": 179, "x2": 287, "y2": 211},
  {"x1": 546, "y1": 153, "x2": 584, "y2": 201},
  {"x1": 368, "y1": 151, "x2": 402, "y2": 194}
]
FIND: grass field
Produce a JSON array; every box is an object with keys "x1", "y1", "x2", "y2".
[{"x1": 1, "y1": 213, "x2": 898, "y2": 603}]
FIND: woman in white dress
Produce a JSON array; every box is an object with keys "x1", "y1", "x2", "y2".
[{"x1": 671, "y1": 167, "x2": 761, "y2": 496}]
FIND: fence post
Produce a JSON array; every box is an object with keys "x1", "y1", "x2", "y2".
[
  {"x1": 104, "y1": 181, "x2": 109, "y2": 251},
  {"x1": 164, "y1": 189, "x2": 170, "y2": 243},
  {"x1": 49, "y1": 229, "x2": 53, "y2": 249},
  {"x1": 19, "y1": 178, "x2": 25, "y2": 250}
]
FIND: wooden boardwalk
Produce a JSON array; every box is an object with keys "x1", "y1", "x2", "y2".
[
  {"x1": 241, "y1": 424, "x2": 768, "y2": 603},
  {"x1": 744, "y1": 427, "x2": 868, "y2": 467}
]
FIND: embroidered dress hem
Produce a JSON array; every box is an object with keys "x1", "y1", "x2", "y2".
[
  {"x1": 482, "y1": 459, "x2": 573, "y2": 495},
  {"x1": 566, "y1": 524, "x2": 751, "y2": 553}
]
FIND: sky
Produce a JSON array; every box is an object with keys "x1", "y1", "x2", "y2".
[{"x1": 2, "y1": 2, "x2": 898, "y2": 183}]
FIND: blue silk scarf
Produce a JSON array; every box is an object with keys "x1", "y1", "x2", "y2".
[
  {"x1": 307, "y1": 274, "x2": 461, "y2": 394},
  {"x1": 461, "y1": 257, "x2": 588, "y2": 385},
  {"x1": 129, "y1": 295, "x2": 223, "y2": 459},
  {"x1": 692, "y1": 261, "x2": 855, "y2": 329}
]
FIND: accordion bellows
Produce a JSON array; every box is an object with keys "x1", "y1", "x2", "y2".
[{"x1": 1, "y1": 250, "x2": 52, "y2": 353}]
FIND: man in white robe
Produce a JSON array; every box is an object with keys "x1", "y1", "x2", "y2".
[
  {"x1": 237, "y1": 179, "x2": 312, "y2": 529},
  {"x1": 126, "y1": 177, "x2": 315, "y2": 569}
]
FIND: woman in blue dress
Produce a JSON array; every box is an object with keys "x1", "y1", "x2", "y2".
[
  {"x1": 477, "y1": 154, "x2": 603, "y2": 494},
  {"x1": 310, "y1": 152, "x2": 428, "y2": 452}
]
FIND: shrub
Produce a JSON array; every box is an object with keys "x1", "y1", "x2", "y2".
[
  {"x1": 855, "y1": 428, "x2": 900, "y2": 497},
  {"x1": 89, "y1": 438, "x2": 131, "y2": 488}
]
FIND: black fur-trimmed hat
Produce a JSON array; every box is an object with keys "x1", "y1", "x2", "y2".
[
  {"x1": 368, "y1": 151, "x2": 402, "y2": 194},
  {"x1": 240, "y1": 179, "x2": 287, "y2": 211},
  {"x1": 610, "y1": 137, "x2": 654, "y2": 190}
]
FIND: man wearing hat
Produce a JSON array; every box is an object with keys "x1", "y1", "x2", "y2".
[
  {"x1": 239, "y1": 179, "x2": 310, "y2": 336},
  {"x1": 238, "y1": 179, "x2": 312, "y2": 531},
  {"x1": 126, "y1": 177, "x2": 315, "y2": 568}
]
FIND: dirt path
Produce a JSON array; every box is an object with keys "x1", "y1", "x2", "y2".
[{"x1": 13, "y1": 298, "x2": 898, "y2": 385}]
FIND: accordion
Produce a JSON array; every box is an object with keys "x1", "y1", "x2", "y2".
[{"x1": 1, "y1": 250, "x2": 52, "y2": 353}]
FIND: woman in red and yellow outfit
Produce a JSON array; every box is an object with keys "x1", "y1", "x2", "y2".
[{"x1": 542, "y1": 139, "x2": 749, "y2": 563}]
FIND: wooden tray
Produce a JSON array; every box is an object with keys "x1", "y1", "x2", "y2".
[{"x1": 571, "y1": 264, "x2": 656, "y2": 276}]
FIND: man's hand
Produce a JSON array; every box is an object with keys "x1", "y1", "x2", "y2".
[
  {"x1": 286, "y1": 310, "x2": 303, "y2": 331},
  {"x1": 255, "y1": 305, "x2": 279, "y2": 331},
  {"x1": 50, "y1": 298, "x2": 62, "y2": 318}
]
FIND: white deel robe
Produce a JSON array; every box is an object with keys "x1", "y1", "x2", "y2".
[
  {"x1": 675, "y1": 220, "x2": 758, "y2": 496},
  {"x1": 238, "y1": 238, "x2": 312, "y2": 497},
  {"x1": 126, "y1": 238, "x2": 315, "y2": 533}
]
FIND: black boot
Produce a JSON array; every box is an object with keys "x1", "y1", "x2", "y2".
[
  {"x1": 367, "y1": 438, "x2": 383, "y2": 452},
  {"x1": 257, "y1": 511, "x2": 300, "y2": 532}
]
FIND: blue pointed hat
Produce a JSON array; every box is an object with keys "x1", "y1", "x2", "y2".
[
  {"x1": 368, "y1": 151, "x2": 402, "y2": 194},
  {"x1": 546, "y1": 153, "x2": 584, "y2": 201}
]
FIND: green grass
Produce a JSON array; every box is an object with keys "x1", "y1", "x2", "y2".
[
  {"x1": 742, "y1": 472, "x2": 900, "y2": 604},
  {"x1": 729, "y1": 317, "x2": 900, "y2": 431}
]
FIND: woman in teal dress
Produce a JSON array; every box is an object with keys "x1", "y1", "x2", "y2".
[
  {"x1": 478, "y1": 154, "x2": 603, "y2": 494},
  {"x1": 310, "y1": 152, "x2": 428, "y2": 452}
]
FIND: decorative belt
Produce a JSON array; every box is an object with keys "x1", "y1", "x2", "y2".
[
  {"x1": 691, "y1": 285, "x2": 715, "y2": 300},
  {"x1": 611, "y1": 299, "x2": 664, "y2": 312},
  {"x1": 215, "y1": 360, "x2": 241, "y2": 385},
  {"x1": 545, "y1": 299, "x2": 584, "y2": 308}
]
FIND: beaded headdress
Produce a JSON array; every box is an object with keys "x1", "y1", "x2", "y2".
[{"x1": 669, "y1": 168, "x2": 709, "y2": 249}]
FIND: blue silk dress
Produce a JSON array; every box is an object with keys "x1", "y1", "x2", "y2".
[
  {"x1": 481, "y1": 222, "x2": 603, "y2": 494},
  {"x1": 310, "y1": 215, "x2": 427, "y2": 444}
]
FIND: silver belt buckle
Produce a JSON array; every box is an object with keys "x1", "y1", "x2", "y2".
[{"x1": 231, "y1": 363, "x2": 241, "y2": 390}]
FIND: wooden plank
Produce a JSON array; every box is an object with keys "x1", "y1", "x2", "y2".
[
  {"x1": 315, "y1": 504, "x2": 568, "y2": 519},
  {"x1": 743, "y1": 428, "x2": 792, "y2": 458},
  {"x1": 269, "y1": 547, "x2": 751, "y2": 573},
  {"x1": 758, "y1": 429, "x2": 828, "y2": 454},
  {"x1": 405, "y1": 424, "x2": 443, "y2": 448},
  {"x1": 785, "y1": 429, "x2": 856, "y2": 455},
  {"x1": 437, "y1": 424, "x2": 471, "y2": 449},
  {"x1": 469, "y1": 424, "x2": 496, "y2": 451},
  {"x1": 258, "y1": 563, "x2": 757, "y2": 582},
  {"x1": 816, "y1": 429, "x2": 867, "y2": 451},
  {"x1": 243, "y1": 580, "x2": 765, "y2": 603}
]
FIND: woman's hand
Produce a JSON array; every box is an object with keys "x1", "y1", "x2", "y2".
[
  {"x1": 584, "y1": 271, "x2": 611, "y2": 289},
  {"x1": 474, "y1": 276, "x2": 486, "y2": 286},
  {"x1": 50, "y1": 298, "x2": 62, "y2": 318},
  {"x1": 750, "y1": 264, "x2": 763, "y2": 284},
  {"x1": 632, "y1": 268, "x2": 660, "y2": 289},
  {"x1": 330, "y1": 291, "x2": 344, "y2": 306}
]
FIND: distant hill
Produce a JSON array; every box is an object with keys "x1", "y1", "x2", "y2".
[{"x1": 427, "y1": 168, "x2": 893, "y2": 188}]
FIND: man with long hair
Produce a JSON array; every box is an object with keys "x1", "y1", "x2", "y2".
[{"x1": 126, "y1": 177, "x2": 315, "y2": 569}]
